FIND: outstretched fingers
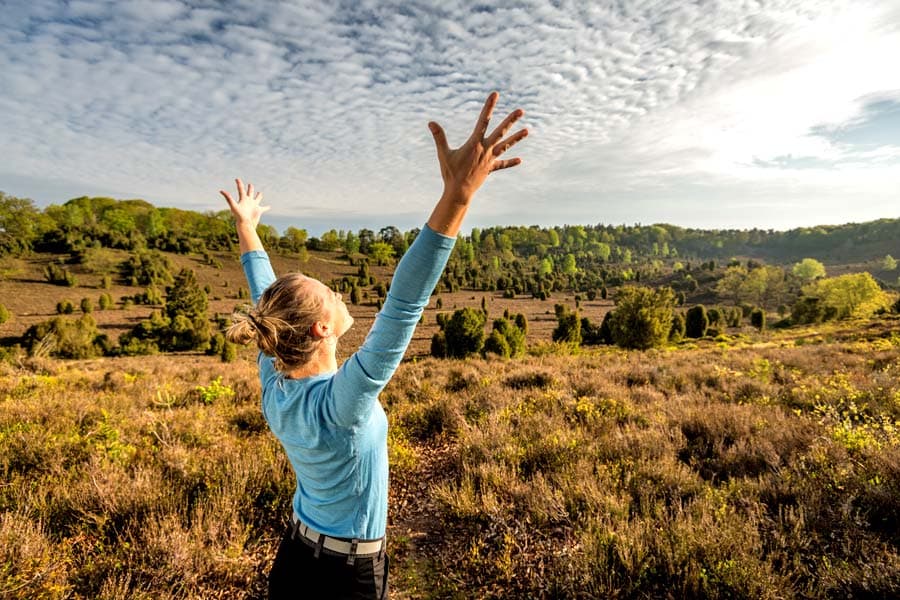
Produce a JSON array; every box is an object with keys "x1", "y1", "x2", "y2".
[
  {"x1": 492, "y1": 128, "x2": 529, "y2": 157},
  {"x1": 429, "y1": 121, "x2": 450, "y2": 160},
  {"x1": 485, "y1": 108, "x2": 524, "y2": 148},
  {"x1": 469, "y1": 91, "x2": 499, "y2": 142},
  {"x1": 491, "y1": 157, "x2": 522, "y2": 172}
]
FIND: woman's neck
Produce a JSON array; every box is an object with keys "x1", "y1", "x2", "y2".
[{"x1": 285, "y1": 341, "x2": 337, "y2": 379}]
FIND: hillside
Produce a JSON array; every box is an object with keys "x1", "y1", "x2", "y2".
[{"x1": 1, "y1": 321, "x2": 898, "y2": 598}]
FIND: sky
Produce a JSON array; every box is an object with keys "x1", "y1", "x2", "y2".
[{"x1": 2, "y1": 0, "x2": 899, "y2": 236}]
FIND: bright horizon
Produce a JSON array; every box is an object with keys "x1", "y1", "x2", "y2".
[{"x1": 3, "y1": 1, "x2": 900, "y2": 237}]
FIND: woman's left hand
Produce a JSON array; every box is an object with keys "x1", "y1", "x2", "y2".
[
  {"x1": 428, "y1": 92, "x2": 528, "y2": 204},
  {"x1": 220, "y1": 178, "x2": 270, "y2": 229}
]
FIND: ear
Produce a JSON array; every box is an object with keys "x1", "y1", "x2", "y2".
[{"x1": 310, "y1": 321, "x2": 331, "y2": 339}]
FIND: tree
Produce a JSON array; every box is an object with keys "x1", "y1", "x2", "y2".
[
  {"x1": 750, "y1": 307, "x2": 766, "y2": 331},
  {"x1": 444, "y1": 308, "x2": 486, "y2": 358},
  {"x1": 801, "y1": 272, "x2": 889, "y2": 320},
  {"x1": 368, "y1": 241, "x2": 395, "y2": 266},
  {"x1": 606, "y1": 286, "x2": 676, "y2": 349},
  {"x1": 882, "y1": 254, "x2": 897, "y2": 271},
  {"x1": 280, "y1": 226, "x2": 308, "y2": 252},
  {"x1": 552, "y1": 306, "x2": 582, "y2": 345},
  {"x1": 685, "y1": 305, "x2": 709, "y2": 338},
  {"x1": 792, "y1": 258, "x2": 826, "y2": 282}
]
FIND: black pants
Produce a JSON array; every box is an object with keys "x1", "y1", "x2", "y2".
[{"x1": 268, "y1": 524, "x2": 389, "y2": 599}]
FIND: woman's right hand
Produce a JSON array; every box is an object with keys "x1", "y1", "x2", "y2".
[
  {"x1": 220, "y1": 178, "x2": 270, "y2": 229},
  {"x1": 428, "y1": 92, "x2": 528, "y2": 205}
]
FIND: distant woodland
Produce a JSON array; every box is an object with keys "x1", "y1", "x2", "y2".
[{"x1": 1, "y1": 191, "x2": 898, "y2": 360}]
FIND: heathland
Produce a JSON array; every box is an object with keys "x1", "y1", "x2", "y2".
[{"x1": 1, "y1": 192, "x2": 899, "y2": 598}]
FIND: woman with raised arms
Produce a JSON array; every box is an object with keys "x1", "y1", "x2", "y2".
[{"x1": 221, "y1": 92, "x2": 527, "y2": 599}]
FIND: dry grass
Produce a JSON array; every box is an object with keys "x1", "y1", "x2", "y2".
[{"x1": 1, "y1": 319, "x2": 899, "y2": 598}]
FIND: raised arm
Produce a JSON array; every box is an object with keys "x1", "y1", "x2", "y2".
[
  {"x1": 426, "y1": 91, "x2": 528, "y2": 236},
  {"x1": 221, "y1": 178, "x2": 275, "y2": 303},
  {"x1": 327, "y1": 92, "x2": 528, "y2": 426}
]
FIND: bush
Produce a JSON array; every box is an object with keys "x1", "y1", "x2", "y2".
[
  {"x1": 43, "y1": 263, "x2": 77, "y2": 287},
  {"x1": 0, "y1": 304, "x2": 9, "y2": 325},
  {"x1": 669, "y1": 311, "x2": 686, "y2": 342},
  {"x1": 120, "y1": 250, "x2": 173, "y2": 287},
  {"x1": 56, "y1": 300, "x2": 75, "y2": 315},
  {"x1": 791, "y1": 297, "x2": 825, "y2": 325},
  {"x1": 750, "y1": 307, "x2": 766, "y2": 331},
  {"x1": 482, "y1": 330, "x2": 511, "y2": 358},
  {"x1": 685, "y1": 305, "x2": 708, "y2": 338},
  {"x1": 487, "y1": 318, "x2": 526, "y2": 358},
  {"x1": 444, "y1": 308, "x2": 486, "y2": 358},
  {"x1": 221, "y1": 339, "x2": 238, "y2": 362},
  {"x1": 98, "y1": 293, "x2": 113, "y2": 311},
  {"x1": 552, "y1": 307, "x2": 581, "y2": 345},
  {"x1": 430, "y1": 331, "x2": 447, "y2": 358},
  {"x1": 22, "y1": 315, "x2": 107, "y2": 359},
  {"x1": 79, "y1": 297, "x2": 93, "y2": 314},
  {"x1": 514, "y1": 313, "x2": 528, "y2": 335},
  {"x1": 606, "y1": 286, "x2": 676, "y2": 350}
]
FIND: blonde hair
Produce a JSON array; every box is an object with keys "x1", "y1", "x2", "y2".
[{"x1": 226, "y1": 273, "x2": 324, "y2": 372}]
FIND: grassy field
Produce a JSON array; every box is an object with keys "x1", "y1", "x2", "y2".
[{"x1": 1, "y1": 314, "x2": 899, "y2": 598}]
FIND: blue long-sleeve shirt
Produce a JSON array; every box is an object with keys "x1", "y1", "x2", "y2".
[{"x1": 241, "y1": 224, "x2": 455, "y2": 540}]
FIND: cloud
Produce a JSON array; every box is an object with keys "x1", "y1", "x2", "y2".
[{"x1": 0, "y1": 0, "x2": 898, "y2": 234}]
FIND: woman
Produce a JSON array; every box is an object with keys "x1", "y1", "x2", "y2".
[{"x1": 221, "y1": 92, "x2": 528, "y2": 599}]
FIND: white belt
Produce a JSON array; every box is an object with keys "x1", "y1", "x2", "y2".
[{"x1": 290, "y1": 513, "x2": 385, "y2": 558}]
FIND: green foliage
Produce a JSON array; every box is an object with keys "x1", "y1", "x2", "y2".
[
  {"x1": 514, "y1": 313, "x2": 528, "y2": 335},
  {"x1": 368, "y1": 241, "x2": 395, "y2": 266},
  {"x1": 606, "y1": 286, "x2": 676, "y2": 349},
  {"x1": 97, "y1": 293, "x2": 112, "y2": 311},
  {"x1": 801, "y1": 272, "x2": 889, "y2": 320},
  {"x1": 552, "y1": 306, "x2": 582, "y2": 345},
  {"x1": 0, "y1": 192, "x2": 52, "y2": 255},
  {"x1": 22, "y1": 315, "x2": 109, "y2": 359},
  {"x1": 793, "y1": 258, "x2": 826, "y2": 282},
  {"x1": 121, "y1": 251, "x2": 173, "y2": 287},
  {"x1": 444, "y1": 308, "x2": 486, "y2": 358},
  {"x1": 43, "y1": 263, "x2": 77, "y2": 287},
  {"x1": 792, "y1": 297, "x2": 829, "y2": 325},
  {"x1": 685, "y1": 305, "x2": 709, "y2": 338},
  {"x1": 56, "y1": 300, "x2": 75, "y2": 315},
  {"x1": 669, "y1": 311, "x2": 686, "y2": 342},
  {"x1": 194, "y1": 377, "x2": 234, "y2": 405},
  {"x1": 221, "y1": 339, "x2": 238, "y2": 363},
  {"x1": 0, "y1": 304, "x2": 9, "y2": 325},
  {"x1": 79, "y1": 297, "x2": 93, "y2": 314},
  {"x1": 482, "y1": 330, "x2": 511, "y2": 358},
  {"x1": 120, "y1": 268, "x2": 210, "y2": 353},
  {"x1": 485, "y1": 318, "x2": 526, "y2": 358},
  {"x1": 350, "y1": 285, "x2": 361, "y2": 305},
  {"x1": 881, "y1": 254, "x2": 897, "y2": 271},
  {"x1": 430, "y1": 331, "x2": 447, "y2": 358},
  {"x1": 750, "y1": 307, "x2": 766, "y2": 331}
]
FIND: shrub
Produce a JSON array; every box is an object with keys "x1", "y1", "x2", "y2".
[
  {"x1": 0, "y1": 304, "x2": 9, "y2": 325},
  {"x1": 552, "y1": 306, "x2": 582, "y2": 345},
  {"x1": 430, "y1": 331, "x2": 447, "y2": 358},
  {"x1": 98, "y1": 293, "x2": 112, "y2": 310},
  {"x1": 43, "y1": 263, "x2": 77, "y2": 287},
  {"x1": 22, "y1": 315, "x2": 107, "y2": 359},
  {"x1": 482, "y1": 330, "x2": 511, "y2": 358},
  {"x1": 669, "y1": 311, "x2": 686, "y2": 342},
  {"x1": 120, "y1": 250, "x2": 173, "y2": 287},
  {"x1": 80, "y1": 297, "x2": 93, "y2": 314},
  {"x1": 750, "y1": 307, "x2": 766, "y2": 331},
  {"x1": 444, "y1": 307, "x2": 486, "y2": 358},
  {"x1": 488, "y1": 318, "x2": 526, "y2": 358},
  {"x1": 801, "y1": 272, "x2": 889, "y2": 320},
  {"x1": 606, "y1": 286, "x2": 676, "y2": 350},
  {"x1": 350, "y1": 285, "x2": 361, "y2": 305},
  {"x1": 221, "y1": 340, "x2": 238, "y2": 362},
  {"x1": 56, "y1": 300, "x2": 75, "y2": 315},
  {"x1": 514, "y1": 313, "x2": 528, "y2": 335},
  {"x1": 791, "y1": 297, "x2": 825, "y2": 325},
  {"x1": 685, "y1": 305, "x2": 708, "y2": 338}
]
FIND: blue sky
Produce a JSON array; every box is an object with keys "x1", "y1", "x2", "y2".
[{"x1": 2, "y1": 0, "x2": 899, "y2": 235}]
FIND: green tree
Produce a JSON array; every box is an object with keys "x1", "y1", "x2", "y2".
[
  {"x1": 801, "y1": 272, "x2": 889, "y2": 320},
  {"x1": 0, "y1": 304, "x2": 10, "y2": 325},
  {"x1": 368, "y1": 241, "x2": 395, "y2": 266},
  {"x1": 750, "y1": 307, "x2": 766, "y2": 331},
  {"x1": 444, "y1": 307, "x2": 486, "y2": 358},
  {"x1": 606, "y1": 286, "x2": 676, "y2": 350},
  {"x1": 685, "y1": 305, "x2": 709, "y2": 338},
  {"x1": 792, "y1": 258, "x2": 826, "y2": 282},
  {"x1": 882, "y1": 254, "x2": 897, "y2": 271},
  {"x1": 552, "y1": 306, "x2": 582, "y2": 345}
]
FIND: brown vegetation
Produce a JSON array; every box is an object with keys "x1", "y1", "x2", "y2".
[{"x1": 1, "y1": 316, "x2": 899, "y2": 598}]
